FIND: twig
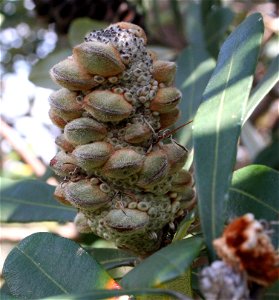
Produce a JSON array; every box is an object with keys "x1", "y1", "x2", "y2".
[{"x1": 0, "y1": 118, "x2": 46, "y2": 177}]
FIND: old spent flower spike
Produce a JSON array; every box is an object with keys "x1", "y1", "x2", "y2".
[
  {"x1": 49, "y1": 22, "x2": 195, "y2": 256},
  {"x1": 200, "y1": 214, "x2": 279, "y2": 300}
]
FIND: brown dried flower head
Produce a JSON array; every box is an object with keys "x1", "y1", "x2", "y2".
[{"x1": 213, "y1": 213, "x2": 279, "y2": 286}]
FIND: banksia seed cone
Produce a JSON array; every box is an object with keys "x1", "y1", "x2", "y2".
[{"x1": 49, "y1": 22, "x2": 195, "y2": 256}]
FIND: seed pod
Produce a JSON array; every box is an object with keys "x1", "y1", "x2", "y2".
[
  {"x1": 171, "y1": 170, "x2": 193, "y2": 193},
  {"x1": 124, "y1": 123, "x2": 152, "y2": 144},
  {"x1": 152, "y1": 60, "x2": 176, "y2": 86},
  {"x1": 73, "y1": 41, "x2": 125, "y2": 76},
  {"x1": 84, "y1": 90, "x2": 133, "y2": 122},
  {"x1": 65, "y1": 180, "x2": 111, "y2": 210},
  {"x1": 105, "y1": 209, "x2": 149, "y2": 232},
  {"x1": 172, "y1": 170, "x2": 192, "y2": 185},
  {"x1": 180, "y1": 187, "x2": 195, "y2": 203},
  {"x1": 103, "y1": 149, "x2": 144, "y2": 179},
  {"x1": 150, "y1": 87, "x2": 181, "y2": 113},
  {"x1": 160, "y1": 142, "x2": 188, "y2": 173},
  {"x1": 49, "y1": 88, "x2": 83, "y2": 121},
  {"x1": 74, "y1": 212, "x2": 92, "y2": 233},
  {"x1": 50, "y1": 57, "x2": 98, "y2": 91},
  {"x1": 64, "y1": 117, "x2": 107, "y2": 145},
  {"x1": 50, "y1": 151, "x2": 77, "y2": 177},
  {"x1": 114, "y1": 22, "x2": 147, "y2": 44},
  {"x1": 137, "y1": 149, "x2": 169, "y2": 188},
  {"x1": 72, "y1": 142, "x2": 113, "y2": 174},
  {"x1": 54, "y1": 184, "x2": 72, "y2": 206},
  {"x1": 147, "y1": 50, "x2": 158, "y2": 62},
  {"x1": 48, "y1": 108, "x2": 67, "y2": 128},
  {"x1": 159, "y1": 107, "x2": 180, "y2": 129},
  {"x1": 55, "y1": 134, "x2": 75, "y2": 153}
]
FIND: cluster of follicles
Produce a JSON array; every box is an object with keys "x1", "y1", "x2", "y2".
[{"x1": 49, "y1": 22, "x2": 195, "y2": 256}]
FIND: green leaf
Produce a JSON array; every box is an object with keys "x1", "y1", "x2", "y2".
[
  {"x1": 0, "y1": 284, "x2": 18, "y2": 300},
  {"x1": 175, "y1": 46, "x2": 215, "y2": 145},
  {"x1": 3, "y1": 233, "x2": 116, "y2": 299},
  {"x1": 176, "y1": 1, "x2": 216, "y2": 146},
  {"x1": 68, "y1": 18, "x2": 108, "y2": 47},
  {"x1": 244, "y1": 55, "x2": 279, "y2": 124},
  {"x1": 254, "y1": 138, "x2": 279, "y2": 170},
  {"x1": 0, "y1": 178, "x2": 75, "y2": 223},
  {"x1": 87, "y1": 248, "x2": 139, "y2": 270},
  {"x1": 193, "y1": 13, "x2": 264, "y2": 259},
  {"x1": 185, "y1": 1, "x2": 206, "y2": 48},
  {"x1": 204, "y1": 7, "x2": 234, "y2": 58},
  {"x1": 201, "y1": 0, "x2": 221, "y2": 23},
  {"x1": 121, "y1": 237, "x2": 203, "y2": 289},
  {"x1": 264, "y1": 282, "x2": 279, "y2": 300},
  {"x1": 228, "y1": 164, "x2": 279, "y2": 247},
  {"x1": 0, "y1": 293, "x2": 18, "y2": 300},
  {"x1": 43, "y1": 288, "x2": 192, "y2": 300},
  {"x1": 29, "y1": 49, "x2": 71, "y2": 89},
  {"x1": 173, "y1": 212, "x2": 195, "y2": 241}
]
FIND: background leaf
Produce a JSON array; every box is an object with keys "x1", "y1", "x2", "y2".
[
  {"x1": 0, "y1": 178, "x2": 75, "y2": 223},
  {"x1": 243, "y1": 54, "x2": 279, "y2": 124},
  {"x1": 3, "y1": 233, "x2": 117, "y2": 299},
  {"x1": 29, "y1": 48, "x2": 71, "y2": 89},
  {"x1": 204, "y1": 7, "x2": 234, "y2": 58},
  {"x1": 175, "y1": 46, "x2": 215, "y2": 146},
  {"x1": 173, "y1": 212, "x2": 195, "y2": 242},
  {"x1": 201, "y1": 0, "x2": 221, "y2": 23},
  {"x1": 176, "y1": 1, "x2": 216, "y2": 146},
  {"x1": 254, "y1": 139, "x2": 279, "y2": 170},
  {"x1": 228, "y1": 164, "x2": 279, "y2": 247},
  {"x1": 264, "y1": 282, "x2": 279, "y2": 300},
  {"x1": 193, "y1": 13, "x2": 264, "y2": 259},
  {"x1": 121, "y1": 237, "x2": 203, "y2": 289},
  {"x1": 68, "y1": 18, "x2": 108, "y2": 47},
  {"x1": 184, "y1": 1, "x2": 206, "y2": 49}
]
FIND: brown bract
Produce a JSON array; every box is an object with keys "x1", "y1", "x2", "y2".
[{"x1": 213, "y1": 213, "x2": 279, "y2": 286}]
